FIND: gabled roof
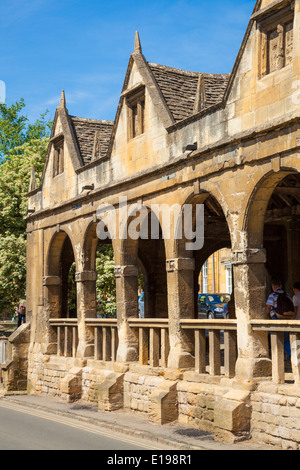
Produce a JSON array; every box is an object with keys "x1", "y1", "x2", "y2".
[
  {"x1": 148, "y1": 63, "x2": 230, "y2": 123},
  {"x1": 69, "y1": 116, "x2": 114, "y2": 165}
]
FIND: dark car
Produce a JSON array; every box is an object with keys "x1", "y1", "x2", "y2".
[{"x1": 198, "y1": 293, "x2": 229, "y2": 319}]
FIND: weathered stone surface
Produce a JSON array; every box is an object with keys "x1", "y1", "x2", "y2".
[{"x1": 18, "y1": 0, "x2": 300, "y2": 451}]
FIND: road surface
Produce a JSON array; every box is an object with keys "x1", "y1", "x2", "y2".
[{"x1": 0, "y1": 400, "x2": 173, "y2": 451}]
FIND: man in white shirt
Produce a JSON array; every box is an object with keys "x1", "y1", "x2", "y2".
[{"x1": 293, "y1": 282, "x2": 300, "y2": 320}]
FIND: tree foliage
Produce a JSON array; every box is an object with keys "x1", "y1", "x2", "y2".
[
  {"x1": 0, "y1": 99, "x2": 51, "y2": 161},
  {"x1": 96, "y1": 244, "x2": 116, "y2": 317},
  {"x1": 0, "y1": 100, "x2": 51, "y2": 316}
]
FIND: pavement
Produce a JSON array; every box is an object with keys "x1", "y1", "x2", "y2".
[{"x1": 0, "y1": 393, "x2": 275, "y2": 451}]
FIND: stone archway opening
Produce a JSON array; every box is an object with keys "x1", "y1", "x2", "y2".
[
  {"x1": 120, "y1": 207, "x2": 168, "y2": 320},
  {"x1": 46, "y1": 231, "x2": 77, "y2": 319},
  {"x1": 82, "y1": 221, "x2": 115, "y2": 319},
  {"x1": 175, "y1": 192, "x2": 232, "y2": 319},
  {"x1": 235, "y1": 169, "x2": 300, "y2": 379},
  {"x1": 263, "y1": 172, "x2": 300, "y2": 295},
  {"x1": 198, "y1": 248, "x2": 233, "y2": 319}
]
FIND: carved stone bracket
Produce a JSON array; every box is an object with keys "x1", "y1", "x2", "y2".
[
  {"x1": 231, "y1": 248, "x2": 266, "y2": 266},
  {"x1": 114, "y1": 265, "x2": 139, "y2": 278},
  {"x1": 75, "y1": 271, "x2": 97, "y2": 282},
  {"x1": 43, "y1": 276, "x2": 61, "y2": 286},
  {"x1": 166, "y1": 258, "x2": 195, "y2": 273}
]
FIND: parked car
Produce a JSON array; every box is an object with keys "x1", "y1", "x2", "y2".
[
  {"x1": 198, "y1": 293, "x2": 229, "y2": 319},
  {"x1": 138, "y1": 292, "x2": 144, "y2": 318}
]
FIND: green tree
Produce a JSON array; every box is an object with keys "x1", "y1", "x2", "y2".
[
  {"x1": 96, "y1": 244, "x2": 116, "y2": 317},
  {"x1": 0, "y1": 100, "x2": 51, "y2": 316},
  {"x1": 0, "y1": 138, "x2": 49, "y2": 312},
  {"x1": 0, "y1": 99, "x2": 51, "y2": 161}
]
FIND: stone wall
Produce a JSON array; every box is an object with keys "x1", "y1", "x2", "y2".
[
  {"x1": 251, "y1": 383, "x2": 300, "y2": 450},
  {"x1": 177, "y1": 379, "x2": 222, "y2": 432},
  {"x1": 24, "y1": 354, "x2": 300, "y2": 449},
  {"x1": 123, "y1": 371, "x2": 165, "y2": 415}
]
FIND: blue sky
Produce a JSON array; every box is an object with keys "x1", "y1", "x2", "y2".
[{"x1": 0, "y1": 0, "x2": 255, "y2": 124}]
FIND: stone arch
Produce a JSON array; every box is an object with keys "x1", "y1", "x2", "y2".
[
  {"x1": 82, "y1": 219, "x2": 115, "y2": 270},
  {"x1": 80, "y1": 218, "x2": 116, "y2": 319},
  {"x1": 170, "y1": 190, "x2": 232, "y2": 317},
  {"x1": 45, "y1": 229, "x2": 77, "y2": 318},
  {"x1": 233, "y1": 164, "x2": 300, "y2": 377},
  {"x1": 46, "y1": 229, "x2": 77, "y2": 276},
  {"x1": 172, "y1": 188, "x2": 232, "y2": 259},
  {"x1": 119, "y1": 203, "x2": 168, "y2": 318},
  {"x1": 243, "y1": 165, "x2": 300, "y2": 291},
  {"x1": 243, "y1": 168, "x2": 297, "y2": 248}
]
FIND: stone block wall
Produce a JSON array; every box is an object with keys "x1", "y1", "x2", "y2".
[
  {"x1": 251, "y1": 383, "x2": 300, "y2": 450},
  {"x1": 25, "y1": 355, "x2": 300, "y2": 450},
  {"x1": 177, "y1": 381, "x2": 218, "y2": 432},
  {"x1": 123, "y1": 371, "x2": 165, "y2": 414},
  {"x1": 30, "y1": 360, "x2": 68, "y2": 398}
]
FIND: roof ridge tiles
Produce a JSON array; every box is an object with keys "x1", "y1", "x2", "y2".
[
  {"x1": 148, "y1": 62, "x2": 231, "y2": 79},
  {"x1": 69, "y1": 115, "x2": 114, "y2": 126}
]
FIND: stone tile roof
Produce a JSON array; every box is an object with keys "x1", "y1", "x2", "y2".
[
  {"x1": 148, "y1": 63, "x2": 230, "y2": 123},
  {"x1": 69, "y1": 116, "x2": 114, "y2": 165}
]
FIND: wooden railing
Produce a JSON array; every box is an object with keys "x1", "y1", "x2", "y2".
[
  {"x1": 85, "y1": 318, "x2": 118, "y2": 362},
  {"x1": 180, "y1": 319, "x2": 237, "y2": 377},
  {"x1": 49, "y1": 319, "x2": 78, "y2": 358},
  {"x1": 128, "y1": 318, "x2": 169, "y2": 367},
  {"x1": 49, "y1": 317, "x2": 237, "y2": 376},
  {"x1": 251, "y1": 320, "x2": 300, "y2": 384},
  {"x1": 47, "y1": 317, "x2": 300, "y2": 384}
]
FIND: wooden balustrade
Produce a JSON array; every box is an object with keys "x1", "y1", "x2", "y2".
[
  {"x1": 251, "y1": 320, "x2": 300, "y2": 384},
  {"x1": 180, "y1": 319, "x2": 237, "y2": 377},
  {"x1": 49, "y1": 319, "x2": 78, "y2": 358},
  {"x1": 85, "y1": 318, "x2": 118, "y2": 362},
  {"x1": 128, "y1": 318, "x2": 169, "y2": 367},
  {"x1": 49, "y1": 317, "x2": 237, "y2": 375},
  {"x1": 47, "y1": 317, "x2": 300, "y2": 384}
]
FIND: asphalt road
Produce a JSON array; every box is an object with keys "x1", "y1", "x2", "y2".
[{"x1": 0, "y1": 401, "x2": 172, "y2": 451}]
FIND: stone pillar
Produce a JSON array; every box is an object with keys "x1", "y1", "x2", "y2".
[
  {"x1": 232, "y1": 248, "x2": 272, "y2": 378},
  {"x1": 166, "y1": 257, "x2": 195, "y2": 369},
  {"x1": 75, "y1": 270, "x2": 97, "y2": 358},
  {"x1": 43, "y1": 275, "x2": 61, "y2": 354},
  {"x1": 115, "y1": 265, "x2": 139, "y2": 362}
]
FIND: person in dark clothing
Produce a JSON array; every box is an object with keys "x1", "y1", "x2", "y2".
[{"x1": 17, "y1": 300, "x2": 26, "y2": 327}]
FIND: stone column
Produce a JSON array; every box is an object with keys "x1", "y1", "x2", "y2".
[
  {"x1": 75, "y1": 270, "x2": 97, "y2": 358},
  {"x1": 232, "y1": 248, "x2": 272, "y2": 378},
  {"x1": 43, "y1": 275, "x2": 61, "y2": 354},
  {"x1": 166, "y1": 257, "x2": 195, "y2": 369},
  {"x1": 115, "y1": 265, "x2": 139, "y2": 362}
]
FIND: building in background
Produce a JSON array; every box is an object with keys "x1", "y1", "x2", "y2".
[{"x1": 199, "y1": 248, "x2": 232, "y2": 295}]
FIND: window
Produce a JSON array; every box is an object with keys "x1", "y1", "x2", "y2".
[
  {"x1": 126, "y1": 87, "x2": 145, "y2": 140},
  {"x1": 53, "y1": 137, "x2": 64, "y2": 177},
  {"x1": 225, "y1": 264, "x2": 232, "y2": 295},
  {"x1": 202, "y1": 261, "x2": 208, "y2": 293},
  {"x1": 258, "y1": 5, "x2": 294, "y2": 78}
]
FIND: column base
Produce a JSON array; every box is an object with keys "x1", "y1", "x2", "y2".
[
  {"x1": 116, "y1": 345, "x2": 138, "y2": 363},
  {"x1": 167, "y1": 349, "x2": 195, "y2": 370},
  {"x1": 235, "y1": 357, "x2": 272, "y2": 378}
]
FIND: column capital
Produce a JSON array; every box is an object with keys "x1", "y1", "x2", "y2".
[
  {"x1": 43, "y1": 276, "x2": 61, "y2": 286},
  {"x1": 166, "y1": 257, "x2": 195, "y2": 273},
  {"x1": 114, "y1": 265, "x2": 138, "y2": 278},
  {"x1": 231, "y1": 248, "x2": 266, "y2": 266},
  {"x1": 75, "y1": 271, "x2": 97, "y2": 282}
]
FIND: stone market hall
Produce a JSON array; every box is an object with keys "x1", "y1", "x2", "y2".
[{"x1": 2, "y1": 0, "x2": 300, "y2": 449}]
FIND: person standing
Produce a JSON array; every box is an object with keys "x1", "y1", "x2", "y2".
[
  {"x1": 266, "y1": 279, "x2": 294, "y2": 358},
  {"x1": 17, "y1": 300, "x2": 26, "y2": 327}
]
